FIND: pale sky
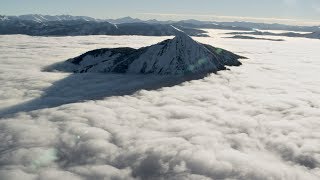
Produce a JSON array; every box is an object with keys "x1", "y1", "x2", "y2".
[{"x1": 1, "y1": 0, "x2": 320, "y2": 25}]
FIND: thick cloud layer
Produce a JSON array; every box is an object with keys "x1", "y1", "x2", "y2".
[{"x1": 0, "y1": 31, "x2": 320, "y2": 180}]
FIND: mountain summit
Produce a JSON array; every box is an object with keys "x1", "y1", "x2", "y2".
[{"x1": 48, "y1": 27, "x2": 246, "y2": 75}]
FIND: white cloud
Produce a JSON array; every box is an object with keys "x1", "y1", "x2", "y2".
[{"x1": 0, "y1": 31, "x2": 320, "y2": 180}]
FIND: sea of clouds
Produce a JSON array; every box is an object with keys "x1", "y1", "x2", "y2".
[{"x1": 0, "y1": 30, "x2": 319, "y2": 180}]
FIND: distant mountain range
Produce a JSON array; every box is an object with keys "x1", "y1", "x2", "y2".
[
  {"x1": 1, "y1": 14, "x2": 319, "y2": 37},
  {"x1": 0, "y1": 15, "x2": 208, "y2": 36},
  {"x1": 227, "y1": 31, "x2": 320, "y2": 40},
  {"x1": 226, "y1": 35, "x2": 285, "y2": 42},
  {"x1": 3, "y1": 14, "x2": 98, "y2": 23}
]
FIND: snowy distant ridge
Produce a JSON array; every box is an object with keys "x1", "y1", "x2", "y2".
[
  {"x1": 48, "y1": 28, "x2": 246, "y2": 75},
  {"x1": 1, "y1": 14, "x2": 320, "y2": 32},
  {"x1": 15, "y1": 14, "x2": 98, "y2": 22},
  {"x1": 227, "y1": 30, "x2": 320, "y2": 40},
  {"x1": 0, "y1": 16, "x2": 208, "y2": 36}
]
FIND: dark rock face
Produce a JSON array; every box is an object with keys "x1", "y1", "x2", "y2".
[{"x1": 47, "y1": 29, "x2": 246, "y2": 76}]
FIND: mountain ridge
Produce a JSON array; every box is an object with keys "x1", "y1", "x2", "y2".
[
  {"x1": 2, "y1": 14, "x2": 319, "y2": 37},
  {"x1": 226, "y1": 30, "x2": 320, "y2": 40},
  {"x1": 2, "y1": 14, "x2": 319, "y2": 32},
  {"x1": 0, "y1": 18, "x2": 208, "y2": 37}
]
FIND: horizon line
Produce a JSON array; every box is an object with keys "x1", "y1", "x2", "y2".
[
  {"x1": 2, "y1": 13, "x2": 320, "y2": 27},
  {"x1": 137, "y1": 13, "x2": 320, "y2": 26}
]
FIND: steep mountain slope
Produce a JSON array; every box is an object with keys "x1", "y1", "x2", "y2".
[{"x1": 48, "y1": 28, "x2": 245, "y2": 75}]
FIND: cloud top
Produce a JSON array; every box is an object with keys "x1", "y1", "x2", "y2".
[{"x1": 0, "y1": 31, "x2": 320, "y2": 179}]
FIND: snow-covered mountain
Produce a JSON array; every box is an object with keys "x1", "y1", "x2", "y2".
[
  {"x1": 10, "y1": 14, "x2": 98, "y2": 23},
  {"x1": 2, "y1": 14, "x2": 318, "y2": 37},
  {"x1": 106, "y1": 16, "x2": 143, "y2": 24},
  {"x1": 48, "y1": 27, "x2": 245, "y2": 75},
  {"x1": 1, "y1": 14, "x2": 319, "y2": 32},
  {"x1": 0, "y1": 18, "x2": 208, "y2": 36},
  {"x1": 0, "y1": 15, "x2": 9, "y2": 21}
]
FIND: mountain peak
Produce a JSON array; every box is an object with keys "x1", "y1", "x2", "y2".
[
  {"x1": 107, "y1": 16, "x2": 143, "y2": 24},
  {"x1": 47, "y1": 33, "x2": 246, "y2": 75},
  {"x1": 120, "y1": 16, "x2": 134, "y2": 20},
  {"x1": 171, "y1": 26, "x2": 198, "y2": 43}
]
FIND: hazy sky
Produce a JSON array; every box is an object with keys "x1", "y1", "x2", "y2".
[{"x1": 1, "y1": 0, "x2": 320, "y2": 25}]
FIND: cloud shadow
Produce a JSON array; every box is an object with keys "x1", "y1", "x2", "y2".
[{"x1": 0, "y1": 72, "x2": 213, "y2": 118}]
